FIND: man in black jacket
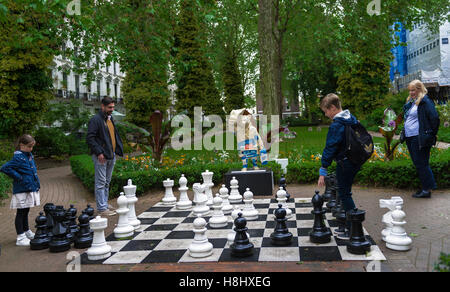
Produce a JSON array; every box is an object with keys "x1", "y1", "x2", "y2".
[{"x1": 86, "y1": 97, "x2": 124, "y2": 215}]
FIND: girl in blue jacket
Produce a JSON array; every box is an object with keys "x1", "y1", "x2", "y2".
[
  {"x1": 0, "y1": 134, "x2": 41, "y2": 246},
  {"x1": 402, "y1": 80, "x2": 440, "y2": 198}
]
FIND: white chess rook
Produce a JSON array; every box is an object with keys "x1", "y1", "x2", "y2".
[
  {"x1": 87, "y1": 216, "x2": 112, "y2": 260},
  {"x1": 176, "y1": 174, "x2": 192, "y2": 210},
  {"x1": 202, "y1": 170, "x2": 214, "y2": 206},
  {"x1": 385, "y1": 206, "x2": 412, "y2": 251},
  {"x1": 228, "y1": 176, "x2": 242, "y2": 203},
  {"x1": 275, "y1": 187, "x2": 292, "y2": 219},
  {"x1": 123, "y1": 179, "x2": 141, "y2": 230},
  {"x1": 379, "y1": 196, "x2": 403, "y2": 241},
  {"x1": 242, "y1": 188, "x2": 259, "y2": 221},
  {"x1": 188, "y1": 216, "x2": 213, "y2": 258},
  {"x1": 192, "y1": 183, "x2": 210, "y2": 217},
  {"x1": 162, "y1": 178, "x2": 177, "y2": 206},
  {"x1": 208, "y1": 194, "x2": 228, "y2": 228},
  {"x1": 219, "y1": 184, "x2": 233, "y2": 215},
  {"x1": 114, "y1": 192, "x2": 135, "y2": 239}
]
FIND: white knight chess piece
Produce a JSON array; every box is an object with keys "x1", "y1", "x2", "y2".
[{"x1": 379, "y1": 196, "x2": 404, "y2": 241}]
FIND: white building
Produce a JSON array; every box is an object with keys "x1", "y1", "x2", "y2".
[
  {"x1": 50, "y1": 40, "x2": 126, "y2": 114},
  {"x1": 398, "y1": 18, "x2": 450, "y2": 103}
]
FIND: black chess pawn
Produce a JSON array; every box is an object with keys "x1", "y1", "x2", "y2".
[
  {"x1": 325, "y1": 174, "x2": 337, "y2": 213},
  {"x1": 332, "y1": 193, "x2": 342, "y2": 217},
  {"x1": 43, "y1": 203, "x2": 56, "y2": 238},
  {"x1": 270, "y1": 204, "x2": 293, "y2": 246},
  {"x1": 309, "y1": 191, "x2": 332, "y2": 244},
  {"x1": 322, "y1": 173, "x2": 334, "y2": 202},
  {"x1": 279, "y1": 177, "x2": 291, "y2": 202},
  {"x1": 346, "y1": 208, "x2": 371, "y2": 255},
  {"x1": 49, "y1": 206, "x2": 71, "y2": 253},
  {"x1": 30, "y1": 212, "x2": 50, "y2": 250},
  {"x1": 67, "y1": 204, "x2": 79, "y2": 236},
  {"x1": 230, "y1": 213, "x2": 254, "y2": 258},
  {"x1": 84, "y1": 204, "x2": 95, "y2": 221},
  {"x1": 74, "y1": 210, "x2": 93, "y2": 249}
]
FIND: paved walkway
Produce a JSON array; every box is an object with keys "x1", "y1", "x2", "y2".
[{"x1": 0, "y1": 164, "x2": 448, "y2": 272}]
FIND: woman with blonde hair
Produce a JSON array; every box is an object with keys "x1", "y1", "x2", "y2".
[{"x1": 401, "y1": 80, "x2": 440, "y2": 198}]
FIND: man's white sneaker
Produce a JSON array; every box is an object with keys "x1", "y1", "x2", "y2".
[
  {"x1": 16, "y1": 233, "x2": 31, "y2": 246},
  {"x1": 25, "y1": 230, "x2": 35, "y2": 240}
]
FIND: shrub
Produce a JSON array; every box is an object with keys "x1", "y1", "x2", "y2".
[
  {"x1": 33, "y1": 127, "x2": 70, "y2": 158},
  {"x1": 0, "y1": 165, "x2": 12, "y2": 201}
]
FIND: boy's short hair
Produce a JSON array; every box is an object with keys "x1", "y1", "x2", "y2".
[{"x1": 320, "y1": 93, "x2": 342, "y2": 110}]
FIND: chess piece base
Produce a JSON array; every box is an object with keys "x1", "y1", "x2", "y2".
[
  {"x1": 347, "y1": 240, "x2": 371, "y2": 255},
  {"x1": 30, "y1": 238, "x2": 50, "y2": 250},
  {"x1": 189, "y1": 242, "x2": 213, "y2": 258},
  {"x1": 74, "y1": 238, "x2": 93, "y2": 249},
  {"x1": 230, "y1": 243, "x2": 254, "y2": 258},
  {"x1": 309, "y1": 230, "x2": 332, "y2": 244},
  {"x1": 270, "y1": 232, "x2": 293, "y2": 246},
  {"x1": 49, "y1": 239, "x2": 71, "y2": 253}
]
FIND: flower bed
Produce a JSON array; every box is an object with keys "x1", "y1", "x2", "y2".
[{"x1": 70, "y1": 152, "x2": 283, "y2": 198}]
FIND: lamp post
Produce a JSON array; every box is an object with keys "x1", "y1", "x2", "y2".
[{"x1": 394, "y1": 70, "x2": 400, "y2": 94}]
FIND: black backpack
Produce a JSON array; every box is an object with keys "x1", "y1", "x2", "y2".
[{"x1": 343, "y1": 122, "x2": 374, "y2": 166}]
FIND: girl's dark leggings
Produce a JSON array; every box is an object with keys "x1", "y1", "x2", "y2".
[{"x1": 15, "y1": 208, "x2": 30, "y2": 235}]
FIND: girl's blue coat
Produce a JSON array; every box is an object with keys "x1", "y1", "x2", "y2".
[{"x1": 0, "y1": 151, "x2": 40, "y2": 194}]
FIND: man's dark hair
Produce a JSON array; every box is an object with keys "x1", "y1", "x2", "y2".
[{"x1": 101, "y1": 96, "x2": 114, "y2": 106}]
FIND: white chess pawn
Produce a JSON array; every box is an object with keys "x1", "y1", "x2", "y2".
[
  {"x1": 275, "y1": 187, "x2": 292, "y2": 219},
  {"x1": 242, "y1": 188, "x2": 259, "y2": 221},
  {"x1": 192, "y1": 183, "x2": 210, "y2": 217},
  {"x1": 208, "y1": 194, "x2": 228, "y2": 228},
  {"x1": 379, "y1": 196, "x2": 403, "y2": 241},
  {"x1": 228, "y1": 176, "x2": 242, "y2": 203},
  {"x1": 176, "y1": 174, "x2": 192, "y2": 210},
  {"x1": 87, "y1": 216, "x2": 112, "y2": 260},
  {"x1": 219, "y1": 184, "x2": 233, "y2": 215},
  {"x1": 202, "y1": 170, "x2": 214, "y2": 206},
  {"x1": 162, "y1": 178, "x2": 177, "y2": 206},
  {"x1": 123, "y1": 179, "x2": 140, "y2": 230},
  {"x1": 114, "y1": 192, "x2": 135, "y2": 239},
  {"x1": 188, "y1": 216, "x2": 213, "y2": 258},
  {"x1": 227, "y1": 207, "x2": 250, "y2": 244},
  {"x1": 385, "y1": 206, "x2": 412, "y2": 251}
]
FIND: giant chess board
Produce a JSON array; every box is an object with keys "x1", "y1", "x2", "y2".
[{"x1": 80, "y1": 198, "x2": 386, "y2": 265}]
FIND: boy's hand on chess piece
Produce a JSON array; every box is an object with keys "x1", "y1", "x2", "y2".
[{"x1": 318, "y1": 175, "x2": 325, "y2": 188}]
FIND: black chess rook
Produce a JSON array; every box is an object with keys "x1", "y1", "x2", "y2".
[{"x1": 346, "y1": 208, "x2": 371, "y2": 255}]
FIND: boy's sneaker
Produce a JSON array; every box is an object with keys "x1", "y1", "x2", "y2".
[
  {"x1": 336, "y1": 231, "x2": 350, "y2": 240},
  {"x1": 25, "y1": 230, "x2": 35, "y2": 240},
  {"x1": 16, "y1": 233, "x2": 31, "y2": 246},
  {"x1": 98, "y1": 209, "x2": 116, "y2": 216}
]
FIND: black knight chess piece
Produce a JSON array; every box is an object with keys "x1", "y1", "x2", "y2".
[
  {"x1": 346, "y1": 208, "x2": 371, "y2": 255},
  {"x1": 231, "y1": 213, "x2": 254, "y2": 258},
  {"x1": 43, "y1": 203, "x2": 56, "y2": 238},
  {"x1": 49, "y1": 206, "x2": 71, "y2": 253},
  {"x1": 270, "y1": 204, "x2": 293, "y2": 246},
  {"x1": 74, "y1": 210, "x2": 93, "y2": 249},
  {"x1": 30, "y1": 212, "x2": 50, "y2": 250},
  {"x1": 309, "y1": 191, "x2": 332, "y2": 244}
]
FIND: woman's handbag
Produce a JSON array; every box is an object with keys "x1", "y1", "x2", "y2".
[{"x1": 399, "y1": 128, "x2": 406, "y2": 143}]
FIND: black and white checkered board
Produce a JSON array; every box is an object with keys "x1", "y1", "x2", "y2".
[{"x1": 80, "y1": 198, "x2": 386, "y2": 265}]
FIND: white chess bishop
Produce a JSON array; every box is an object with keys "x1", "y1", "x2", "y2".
[
  {"x1": 114, "y1": 192, "x2": 135, "y2": 239},
  {"x1": 275, "y1": 187, "x2": 292, "y2": 219},
  {"x1": 385, "y1": 206, "x2": 412, "y2": 251},
  {"x1": 202, "y1": 170, "x2": 214, "y2": 206},
  {"x1": 228, "y1": 176, "x2": 242, "y2": 203},
  {"x1": 188, "y1": 216, "x2": 213, "y2": 258},
  {"x1": 176, "y1": 174, "x2": 192, "y2": 210},
  {"x1": 123, "y1": 179, "x2": 140, "y2": 230},
  {"x1": 192, "y1": 183, "x2": 210, "y2": 217},
  {"x1": 87, "y1": 216, "x2": 111, "y2": 260},
  {"x1": 162, "y1": 178, "x2": 177, "y2": 206},
  {"x1": 208, "y1": 194, "x2": 229, "y2": 228},
  {"x1": 242, "y1": 188, "x2": 259, "y2": 221},
  {"x1": 219, "y1": 184, "x2": 233, "y2": 215},
  {"x1": 379, "y1": 196, "x2": 403, "y2": 241}
]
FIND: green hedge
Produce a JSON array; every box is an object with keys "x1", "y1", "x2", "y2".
[
  {"x1": 0, "y1": 167, "x2": 12, "y2": 201},
  {"x1": 287, "y1": 149, "x2": 450, "y2": 189},
  {"x1": 70, "y1": 154, "x2": 283, "y2": 198}
]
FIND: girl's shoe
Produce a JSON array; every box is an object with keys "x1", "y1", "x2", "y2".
[
  {"x1": 25, "y1": 230, "x2": 35, "y2": 240},
  {"x1": 16, "y1": 233, "x2": 31, "y2": 246}
]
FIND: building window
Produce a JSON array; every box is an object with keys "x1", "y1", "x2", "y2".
[
  {"x1": 97, "y1": 80, "x2": 101, "y2": 97},
  {"x1": 113, "y1": 62, "x2": 116, "y2": 75},
  {"x1": 114, "y1": 83, "x2": 118, "y2": 98},
  {"x1": 62, "y1": 72, "x2": 68, "y2": 89},
  {"x1": 75, "y1": 75, "x2": 80, "y2": 98},
  {"x1": 106, "y1": 82, "x2": 110, "y2": 96}
]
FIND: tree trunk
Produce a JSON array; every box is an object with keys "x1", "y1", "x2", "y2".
[{"x1": 258, "y1": 0, "x2": 278, "y2": 123}]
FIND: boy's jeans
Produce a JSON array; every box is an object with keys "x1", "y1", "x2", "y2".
[
  {"x1": 336, "y1": 158, "x2": 361, "y2": 230},
  {"x1": 92, "y1": 154, "x2": 116, "y2": 212}
]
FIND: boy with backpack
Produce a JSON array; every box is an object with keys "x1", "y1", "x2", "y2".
[{"x1": 317, "y1": 93, "x2": 373, "y2": 239}]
